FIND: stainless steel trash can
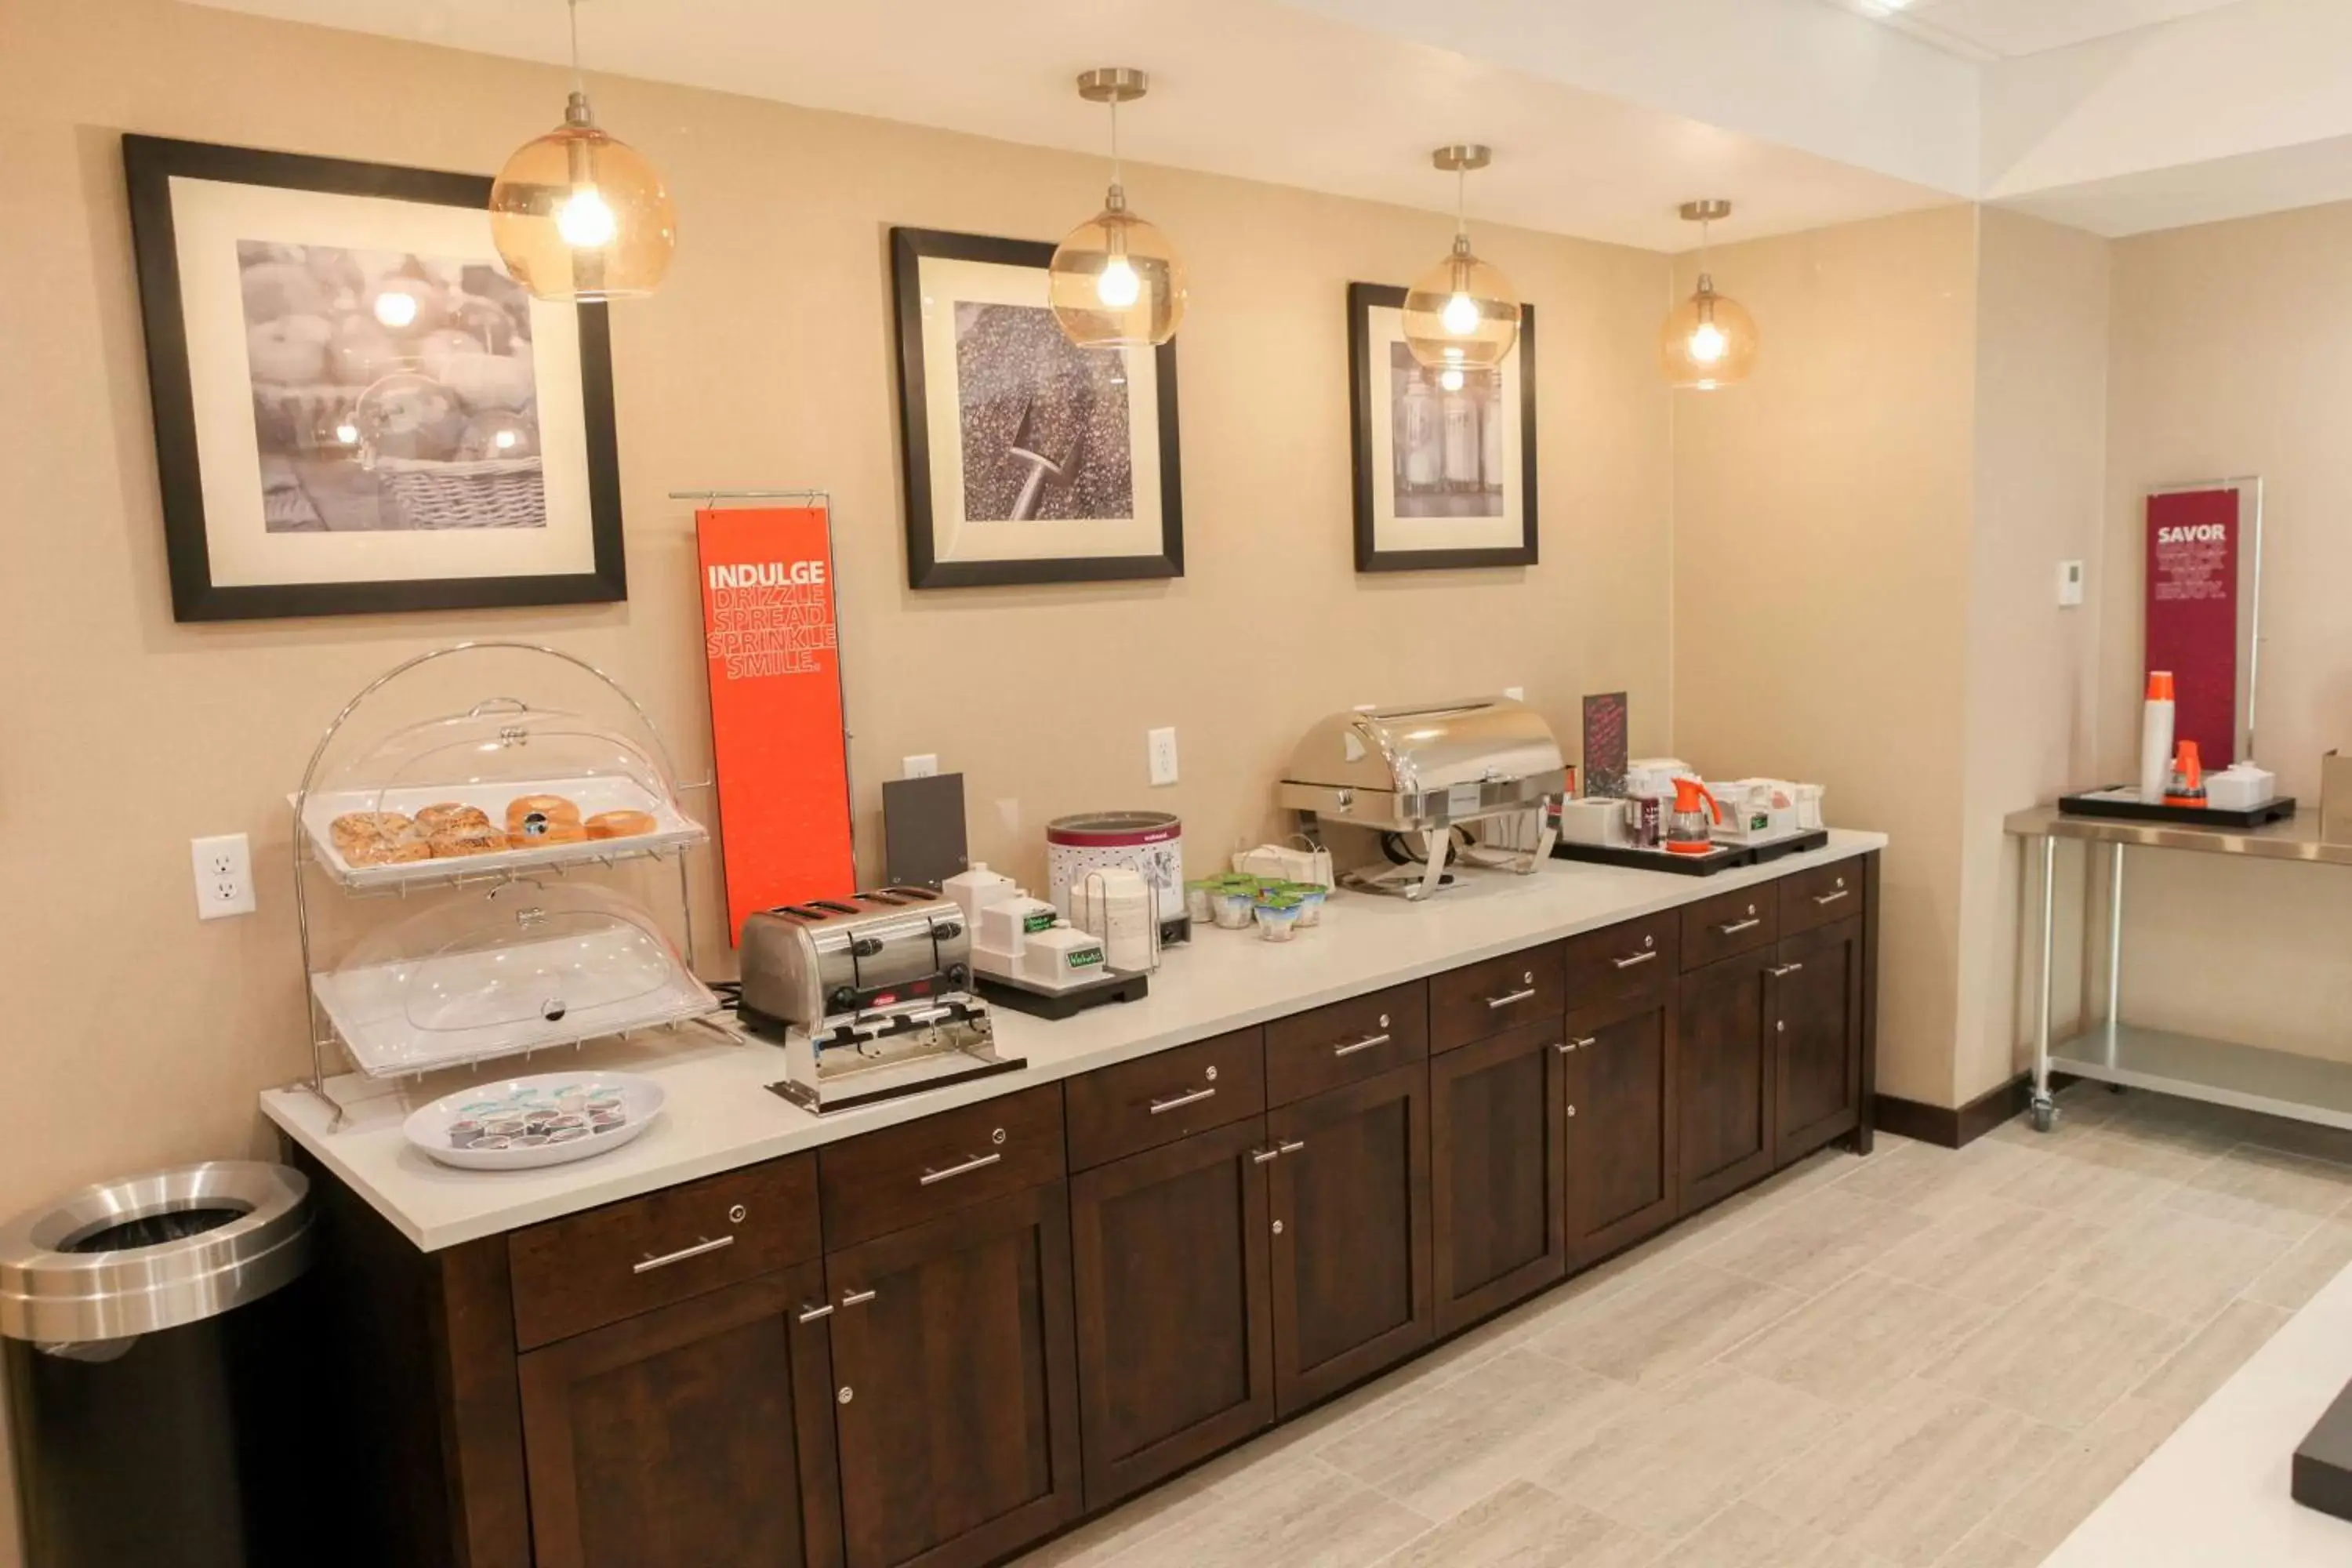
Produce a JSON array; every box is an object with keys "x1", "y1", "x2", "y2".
[{"x1": 0, "y1": 1162, "x2": 323, "y2": 1568}]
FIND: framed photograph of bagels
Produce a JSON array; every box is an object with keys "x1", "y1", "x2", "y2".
[
  {"x1": 1347, "y1": 282, "x2": 1537, "y2": 572},
  {"x1": 122, "y1": 134, "x2": 626, "y2": 622},
  {"x1": 890, "y1": 226, "x2": 1184, "y2": 589}
]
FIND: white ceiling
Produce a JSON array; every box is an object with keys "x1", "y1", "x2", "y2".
[
  {"x1": 191, "y1": 0, "x2": 2352, "y2": 247},
  {"x1": 1828, "y1": 0, "x2": 2259, "y2": 59}
]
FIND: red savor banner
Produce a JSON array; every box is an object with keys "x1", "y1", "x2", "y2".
[{"x1": 2144, "y1": 488, "x2": 2241, "y2": 771}]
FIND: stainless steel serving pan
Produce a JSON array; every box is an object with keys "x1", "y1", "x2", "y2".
[{"x1": 1276, "y1": 698, "x2": 1567, "y2": 833}]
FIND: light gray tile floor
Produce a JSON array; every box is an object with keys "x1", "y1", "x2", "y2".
[{"x1": 1014, "y1": 1082, "x2": 2341, "y2": 1567}]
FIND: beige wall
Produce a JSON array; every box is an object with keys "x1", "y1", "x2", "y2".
[
  {"x1": 1670, "y1": 204, "x2": 1979, "y2": 1105},
  {"x1": 1954, "y1": 209, "x2": 2112, "y2": 1104},
  {"x1": 0, "y1": 5, "x2": 1673, "y2": 1224},
  {"x1": 2097, "y1": 203, "x2": 2352, "y2": 1058}
]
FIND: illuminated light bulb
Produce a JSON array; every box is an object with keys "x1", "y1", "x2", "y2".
[
  {"x1": 1689, "y1": 321, "x2": 1728, "y2": 364},
  {"x1": 1439, "y1": 367, "x2": 1465, "y2": 392},
  {"x1": 372, "y1": 291, "x2": 419, "y2": 328},
  {"x1": 557, "y1": 187, "x2": 618, "y2": 249},
  {"x1": 495, "y1": 428, "x2": 519, "y2": 450},
  {"x1": 1097, "y1": 256, "x2": 1142, "y2": 309},
  {"x1": 1442, "y1": 292, "x2": 1481, "y2": 336},
  {"x1": 334, "y1": 422, "x2": 360, "y2": 445}
]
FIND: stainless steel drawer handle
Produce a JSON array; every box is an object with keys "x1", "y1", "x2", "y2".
[
  {"x1": 1333, "y1": 1032, "x2": 1392, "y2": 1058},
  {"x1": 919, "y1": 1151, "x2": 1003, "y2": 1185},
  {"x1": 1555, "y1": 1036, "x2": 1597, "y2": 1054},
  {"x1": 1278, "y1": 1138, "x2": 1305, "y2": 1155},
  {"x1": 1611, "y1": 949, "x2": 1660, "y2": 970},
  {"x1": 1149, "y1": 1086, "x2": 1218, "y2": 1115},
  {"x1": 1769, "y1": 962, "x2": 1806, "y2": 977},
  {"x1": 1812, "y1": 888, "x2": 1851, "y2": 906},
  {"x1": 840, "y1": 1287, "x2": 878, "y2": 1308},
  {"x1": 1486, "y1": 987, "x2": 1539, "y2": 1010},
  {"x1": 1715, "y1": 917, "x2": 1763, "y2": 935},
  {"x1": 797, "y1": 1303, "x2": 835, "y2": 1323},
  {"x1": 1252, "y1": 1147, "x2": 1281, "y2": 1165},
  {"x1": 633, "y1": 1235, "x2": 734, "y2": 1275}
]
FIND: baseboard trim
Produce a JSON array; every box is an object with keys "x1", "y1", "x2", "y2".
[{"x1": 1877, "y1": 1073, "x2": 2073, "y2": 1149}]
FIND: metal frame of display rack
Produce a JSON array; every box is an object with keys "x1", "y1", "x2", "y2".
[
  {"x1": 2009, "y1": 804, "x2": 2352, "y2": 1134},
  {"x1": 291, "y1": 641, "x2": 728, "y2": 1127}
]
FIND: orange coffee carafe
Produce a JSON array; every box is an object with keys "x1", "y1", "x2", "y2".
[{"x1": 1665, "y1": 777, "x2": 1722, "y2": 855}]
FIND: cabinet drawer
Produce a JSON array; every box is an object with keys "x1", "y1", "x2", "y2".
[
  {"x1": 1778, "y1": 858, "x2": 1862, "y2": 937},
  {"x1": 509, "y1": 1156, "x2": 820, "y2": 1351},
  {"x1": 1065, "y1": 1028, "x2": 1266, "y2": 1172},
  {"x1": 1563, "y1": 912, "x2": 1677, "y2": 1011},
  {"x1": 1679, "y1": 885, "x2": 1780, "y2": 970},
  {"x1": 1265, "y1": 982, "x2": 1428, "y2": 1107},
  {"x1": 1430, "y1": 944, "x2": 1564, "y2": 1054},
  {"x1": 818, "y1": 1083, "x2": 1065, "y2": 1250}
]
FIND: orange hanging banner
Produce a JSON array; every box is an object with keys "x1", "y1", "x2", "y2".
[{"x1": 696, "y1": 505, "x2": 855, "y2": 942}]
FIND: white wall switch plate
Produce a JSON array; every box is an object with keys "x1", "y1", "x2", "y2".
[
  {"x1": 2057, "y1": 560, "x2": 2085, "y2": 608},
  {"x1": 902, "y1": 753, "x2": 939, "y2": 779},
  {"x1": 1147, "y1": 727, "x2": 1179, "y2": 787},
  {"x1": 191, "y1": 833, "x2": 256, "y2": 920},
  {"x1": 1504, "y1": 685, "x2": 1526, "y2": 702}
]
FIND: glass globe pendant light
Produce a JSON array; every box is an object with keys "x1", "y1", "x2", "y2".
[
  {"x1": 1661, "y1": 200, "x2": 1759, "y2": 390},
  {"x1": 1048, "y1": 68, "x2": 1187, "y2": 349},
  {"x1": 1403, "y1": 145, "x2": 1521, "y2": 391},
  {"x1": 488, "y1": 0, "x2": 676, "y2": 303}
]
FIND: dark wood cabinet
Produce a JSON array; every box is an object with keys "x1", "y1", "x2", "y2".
[
  {"x1": 823, "y1": 1184, "x2": 1082, "y2": 1568},
  {"x1": 1565, "y1": 993, "x2": 1677, "y2": 1261},
  {"x1": 1429, "y1": 1023, "x2": 1566, "y2": 1334},
  {"x1": 1266, "y1": 1062, "x2": 1433, "y2": 1415},
  {"x1": 517, "y1": 1261, "x2": 843, "y2": 1568},
  {"x1": 1675, "y1": 948, "x2": 1776, "y2": 1211},
  {"x1": 1771, "y1": 916, "x2": 1866, "y2": 1163},
  {"x1": 1069, "y1": 1118, "x2": 1275, "y2": 1509}
]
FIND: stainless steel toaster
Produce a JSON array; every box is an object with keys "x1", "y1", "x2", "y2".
[{"x1": 739, "y1": 887, "x2": 973, "y2": 1030}]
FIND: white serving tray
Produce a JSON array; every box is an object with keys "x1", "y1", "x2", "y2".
[
  {"x1": 293, "y1": 777, "x2": 706, "y2": 891},
  {"x1": 404, "y1": 1071, "x2": 666, "y2": 1171},
  {"x1": 312, "y1": 923, "x2": 720, "y2": 1080}
]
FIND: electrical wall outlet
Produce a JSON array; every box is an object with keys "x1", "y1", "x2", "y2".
[
  {"x1": 1147, "y1": 727, "x2": 1179, "y2": 787},
  {"x1": 191, "y1": 833, "x2": 256, "y2": 920},
  {"x1": 902, "y1": 753, "x2": 939, "y2": 779},
  {"x1": 2057, "y1": 560, "x2": 2085, "y2": 608}
]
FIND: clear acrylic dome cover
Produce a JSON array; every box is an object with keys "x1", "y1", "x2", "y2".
[
  {"x1": 321, "y1": 699, "x2": 680, "y2": 818},
  {"x1": 317, "y1": 882, "x2": 715, "y2": 1074}
]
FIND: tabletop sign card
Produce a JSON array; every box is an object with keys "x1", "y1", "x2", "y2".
[
  {"x1": 1583, "y1": 691, "x2": 1629, "y2": 797},
  {"x1": 2145, "y1": 487, "x2": 2245, "y2": 770},
  {"x1": 698, "y1": 505, "x2": 855, "y2": 942}
]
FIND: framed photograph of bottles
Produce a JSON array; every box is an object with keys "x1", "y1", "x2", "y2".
[{"x1": 1346, "y1": 282, "x2": 1536, "y2": 572}]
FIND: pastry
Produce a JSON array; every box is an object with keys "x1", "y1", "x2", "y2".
[
  {"x1": 415, "y1": 802, "x2": 492, "y2": 834},
  {"x1": 505, "y1": 793, "x2": 586, "y2": 848},
  {"x1": 586, "y1": 809, "x2": 657, "y2": 840},
  {"x1": 428, "y1": 822, "x2": 508, "y2": 858},
  {"x1": 330, "y1": 811, "x2": 430, "y2": 866}
]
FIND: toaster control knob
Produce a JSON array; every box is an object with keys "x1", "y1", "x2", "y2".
[
  {"x1": 851, "y1": 937, "x2": 885, "y2": 959},
  {"x1": 935, "y1": 922, "x2": 964, "y2": 942},
  {"x1": 946, "y1": 962, "x2": 969, "y2": 989},
  {"x1": 829, "y1": 985, "x2": 858, "y2": 1013}
]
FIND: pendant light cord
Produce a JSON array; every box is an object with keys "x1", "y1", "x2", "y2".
[
  {"x1": 567, "y1": 0, "x2": 584, "y2": 97},
  {"x1": 1109, "y1": 94, "x2": 1123, "y2": 191},
  {"x1": 1455, "y1": 164, "x2": 1467, "y2": 239}
]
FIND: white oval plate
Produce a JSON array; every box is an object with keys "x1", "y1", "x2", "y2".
[{"x1": 404, "y1": 1071, "x2": 666, "y2": 1171}]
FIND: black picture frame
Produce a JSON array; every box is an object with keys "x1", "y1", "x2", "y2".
[
  {"x1": 123, "y1": 134, "x2": 626, "y2": 622},
  {"x1": 1347, "y1": 281, "x2": 1537, "y2": 572},
  {"x1": 889, "y1": 226, "x2": 1184, "y2": 589}
]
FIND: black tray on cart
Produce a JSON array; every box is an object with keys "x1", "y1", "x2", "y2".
[
  {"x1": 1550, "y1": 828, "x2": 1829, "y2": 877},
  {"x1": 2057, "y1": 787, "x2": 2295, "y2": 830}
]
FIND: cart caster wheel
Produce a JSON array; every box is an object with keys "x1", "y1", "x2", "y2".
[{"x1": 2029, "y1": 1102, "x2": 2057, "y2": 1134}]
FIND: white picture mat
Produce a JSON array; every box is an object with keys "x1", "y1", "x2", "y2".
[
  {"x1": 1364, "y1": 302, "x2": 1525, "y2": 555},
  {"x1": 916, "y1": 252, "x2": 1163, "y2": 564},
  {"x1": 169, "y1": 174, "x2": 597, "y2": 587}
]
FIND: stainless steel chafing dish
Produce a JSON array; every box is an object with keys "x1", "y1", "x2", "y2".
[{"x1": 1278, "y1": 698, "x2": 1565, "y2": 898}]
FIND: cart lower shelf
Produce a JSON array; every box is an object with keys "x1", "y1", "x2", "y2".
[{"x1": 2049, "y1": 1023, "x2": 2352, "y2": 1132}]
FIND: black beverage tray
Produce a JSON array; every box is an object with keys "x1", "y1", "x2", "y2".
[
  {"x1": 2294, "y1": 1373, "x2": 2352, "y2": 1524},
  {"x1": 977, "y1": 970, "x2": 1150, "y2": 1019},
  {"x1": 1551, "y1": 828, "x2": 1829, "y2": 877},
  {"x1": 2057, "y1": 787, "x2": 2296, "y2": 830}
]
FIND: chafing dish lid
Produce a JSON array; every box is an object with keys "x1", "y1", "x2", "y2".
[{"x1": 1282, "y1": 698, "x2": 1565, "y2": 796}]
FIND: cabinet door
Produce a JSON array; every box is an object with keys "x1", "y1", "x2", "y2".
[
  {"x1": 1430, "y1": 1024, "x2": 1566, "y2": 1334},
  {"x1": 1069, "y1": 1118, "x2": 1275, "y2": 1509},
  {"x1": 1675, "y1": 949, "x2": 1776, "y2": 1213},
  {"x1": 1772, "y1": 916, "x2": 1865, "y2": 1163},
  {"x1": 518, "y1": 1261, "x2": 843, "y2": 1568},
  {"x1": 1266, "y1": 1062, "x2": 1434, "y2": 1416},
  {"x1": 825, "y1": 1184, "x2": 1081, "y2": 1568},
  {"x1": 1566, "y1": 993, "x2": 1676, "y2": 1262}
]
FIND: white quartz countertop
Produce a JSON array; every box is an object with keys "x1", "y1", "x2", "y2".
[
  {"x1": 2047, "y1": 1254, "x2": 2352, "y2": 1565},
  {"x1": 262, "y1": 830, "x2": 1886, "y2": 1251}
]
